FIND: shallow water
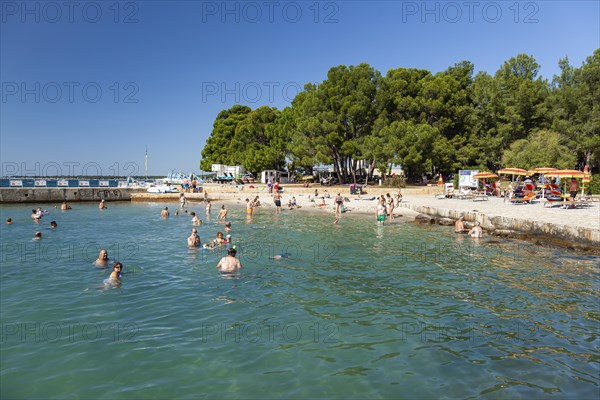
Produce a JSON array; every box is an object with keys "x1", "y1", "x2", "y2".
[{"x1": 1, "y1": 202, "x2": 598, "y2": 399}]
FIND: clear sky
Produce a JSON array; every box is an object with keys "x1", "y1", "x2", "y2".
[{"x1": 1, "y1": 0, "x2": 598, "y2": 177}]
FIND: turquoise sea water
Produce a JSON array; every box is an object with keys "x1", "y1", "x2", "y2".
[{"x1": 1, "y1": 201, "x2": 598, "y2": 399}]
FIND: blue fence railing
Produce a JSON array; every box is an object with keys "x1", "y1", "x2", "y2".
[{"x1": 0, "y1": 179, "x2": 125, "y2": 188}]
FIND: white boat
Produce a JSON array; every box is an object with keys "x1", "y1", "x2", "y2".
[{"x1": 147, "y1": 186, "x2": 179, "y2": 193}]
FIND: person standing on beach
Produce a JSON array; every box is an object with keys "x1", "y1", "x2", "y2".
[
  {"x1": 273, "y1": 191, "x2": 282, "y2": 213},
  {"x1": 386, "y1": 193, "x2": 395, "y2": 221},
  {"x1": 218, "y1": 205, "x2": 228, "y2": 220},
  {"x1": 334, "y1": 193, "x2": 344, "y2": 224},
  {"x1": 376, "y1": 199, "x2": 387, "y2": 226},
  {"x1": 569, "y1": 178, "x2": 579, "y2": 201},
  {"x1": 395, "y1": 189, "x2": 402, "y2": 207}
]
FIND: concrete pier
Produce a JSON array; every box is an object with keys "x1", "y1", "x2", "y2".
[{"x1": 0, "y1": 188, "x2": 146, "y2": 203}]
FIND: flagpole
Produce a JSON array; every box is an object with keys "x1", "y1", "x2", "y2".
[{"x1": 145, "y1": 147, "x2": 148, "y2": 180}]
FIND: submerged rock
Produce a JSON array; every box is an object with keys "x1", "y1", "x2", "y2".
[
  {"x1": 437, "y1": 217, "x2": 454, "y2": 226},
  {"x1": 414, "y1": 214, "x2": 435, "y2": 224}
]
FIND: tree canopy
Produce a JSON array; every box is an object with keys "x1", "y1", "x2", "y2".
[{"x1": 200, "y1": 50, "x2": 600, "y2": 183}]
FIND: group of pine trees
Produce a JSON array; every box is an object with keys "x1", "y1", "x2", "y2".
[{"x1": 201, "y1": 50, "x2": 599, "y2": 184}]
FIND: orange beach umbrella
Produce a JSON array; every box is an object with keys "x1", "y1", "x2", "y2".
[
  {"x1": 546, "y1": 170, "x2": 586, "y2": 178},
  {"x1": 528, "y1": 167, "x2": 557, "y2": 174},
  {"x1": 473, "y1": 172, "x2": 498, "y2": 179},
  {"x1": 497, "y1": 168, "x2": 528, "y2": 176}
]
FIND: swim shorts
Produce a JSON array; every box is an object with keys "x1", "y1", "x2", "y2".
[{"x1": 377, "y1": 215, "x2": 385, "y2": 222}]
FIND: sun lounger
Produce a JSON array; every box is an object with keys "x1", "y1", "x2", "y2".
[{"x1": 507, "y1": 192, "x2": 536, "y2": 204}]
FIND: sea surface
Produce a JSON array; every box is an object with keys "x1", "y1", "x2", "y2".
[{"x1": 1, "y1": 201, "x2": 598, "y2": 399}]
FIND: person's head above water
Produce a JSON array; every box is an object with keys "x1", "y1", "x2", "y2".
[
  {"x1": 225, "y1": 221, "x2": 231, "y2": 228},
  {"x1": 227, "y1": 248, "x2": 237, "y2": 256},
  {"x1": 98, "y1": 249, "x2": 108, "y2": 260}
]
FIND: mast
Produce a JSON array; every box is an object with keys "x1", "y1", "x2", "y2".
[{"x1": 145, "y1": 147, "x2": 148, "y2": 180}]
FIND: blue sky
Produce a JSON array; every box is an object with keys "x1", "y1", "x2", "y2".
[{"x1": 1, "y1": 0, "x2": 598, "y2": 177}]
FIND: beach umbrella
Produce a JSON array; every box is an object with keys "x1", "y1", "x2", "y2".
[
  {"x1": 546, "y1": 170, "x2": 586, "y2": 194},
  {"x1": 497, "y1": 168, "x2": 529, "y2": 184},
  {"x1": 546, "y1": 170, "x2": 586, "y2": 178},
  {"x1": 582, "y1": 166, "x2": 591, "y2": 195},
  {"x1": 473, "y1": 172, "x2": 498, "y2": 179},
  {"x1": 498, "y1": 168, "x2": 528, "y2": 176},
  {"x1": 528, "y1": 167, "x2": 557, "y2": 174},
  {"x1": 528, "y1": 167, "x2": 557, "y2": 197}
]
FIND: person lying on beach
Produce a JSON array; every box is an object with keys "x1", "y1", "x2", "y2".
[
  {"x1": 454, "y1": 216, "x2": 468, "y2": 233},
  {"x1": 96, "y1": 249, "x2": 110, "y2": 266},
  {"x1": 217, "y1": 248, "x2": 242, "y2": 273},
  {"x1": 188, "y1": 228, "x2": 201, "y2": 247}
]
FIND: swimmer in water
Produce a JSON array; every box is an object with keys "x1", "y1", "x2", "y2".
[
  {"x1": 217, "y1": 205, "x2": 228, "y2": 220},
  {"x1": 6, "y1": 217, "x2": 12, "y2": 225},
  {"x1": 191, "y1": 212, "x2": 202, "y2": 226},
  {"x1": 33, "y1": 231, "x2": 42, "y2": 240},
  {"x1": 50, "y1": 220, "x2": 57, "y2": 228},
  {"x1": 454, "y1": 215, "x2": 467, "y2": 233},
  {"x1": 99, "y1": 199, "x2": 106, "y2": 209},
  {"x1": 103, "y1": 262, "x2": 123, "y2": 288},
  {"x1": 214, "y1": 231, "x2": 226, "y2": 245},
  {"x1": 188, "y1": 228, "x2": 201, "y2": 247},
  {"x1": 161, "y1": 207, "x2": 169, "y2": 218},
  {"x1": 269, "y1": 253, "x2": 290, "y2": 260},
  {"x1": 61, "y1": 201, "x2": 72, "y2": 210},
  {"x1": 216, "y1": 248, "x2": 242, "y2": 273},
  {"x1": 95, "y1": 249, "x2": 109, "y2": 266},
  {"x1": 468, "y1": 221, "x2": 483, "y2": 238},
  {"x1": 224, "y1": 221, "x2": 232, "y2": 232}
]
